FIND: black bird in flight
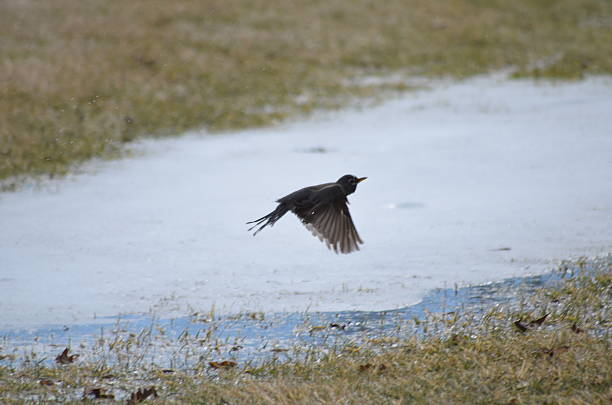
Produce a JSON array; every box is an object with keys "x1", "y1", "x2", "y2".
[{"x1": 247, "y1": 175, "x2": 367, "y2": 254}]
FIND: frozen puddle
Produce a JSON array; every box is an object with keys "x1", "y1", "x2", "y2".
[
  {"x1": 0, "y1": 269, "x2": 567, "y2": 367},
  {"x1": 1, "y1": 75, "x2": 612, "y2": 329},
  {"x1": 3, "y1": 256, "x2": 609, "y2": 368}
]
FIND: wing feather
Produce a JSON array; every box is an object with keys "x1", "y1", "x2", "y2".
[
  {"x1": 298, "y1": 200, "x2": 362, "y2": 254},
  {"x1": 330, "y1": 212, "x2": 341, "y2": 252},
  {"x1": 317, "y1": 207, "x2": 335, "y2": 251},
  {"x1": 339, "y1": 216, "x2": 347, "y2": 253}
]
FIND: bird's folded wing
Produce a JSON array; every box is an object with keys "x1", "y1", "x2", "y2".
[{"x1": 302, "y1": 202, "x2": 363, "y2": 254}]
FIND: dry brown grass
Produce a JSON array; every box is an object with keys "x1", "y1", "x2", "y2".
[
  {"x1": 188, "y1": 334, "x2": 610, "y2": 404},
  {"x1": 2, "y1": 0, "x2": 612, "y2": 187}
]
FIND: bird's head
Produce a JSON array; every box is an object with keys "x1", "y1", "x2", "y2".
[{"x1": 337, "y1": 174, "x2": 367, "y2": 195}]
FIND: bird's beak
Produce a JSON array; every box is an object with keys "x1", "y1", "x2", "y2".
[{"x1": 356, "y1": 177, "x2": 367, "y2": 183}]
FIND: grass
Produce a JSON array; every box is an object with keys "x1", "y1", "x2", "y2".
[
  {"x1": 0, "y1": 255, "x2": 610, "y2": 403},
  {"x1": 1, "y1": 0, "x2": 612, "y2": 188}
]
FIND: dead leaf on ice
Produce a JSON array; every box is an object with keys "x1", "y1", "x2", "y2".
[
  {"x1": 55, "y1": 348, "x2": 79, "y2": 364},
  {"x1": 127, "y1": 386, "x2": 158, "y2": 404},
  {"x1": 209, "y1": 361, "x2": 237, "y2": 369}
]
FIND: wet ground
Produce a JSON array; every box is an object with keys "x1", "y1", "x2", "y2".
[{"x1": 2, "y1": 267, "x2": 568, "y2": 368}]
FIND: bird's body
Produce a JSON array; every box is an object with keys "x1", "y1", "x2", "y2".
[{"x1": 247, "y1": 175, "x2": 366, "y2": 254}]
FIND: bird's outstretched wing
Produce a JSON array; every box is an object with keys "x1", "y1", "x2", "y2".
[{"x1": 297, "y1": 200, "x2": 363, "y2": 254}]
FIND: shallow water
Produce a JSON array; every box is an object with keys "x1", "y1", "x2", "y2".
[{"x1": 1, "y1": 269, "x2": 566, "y2": 368}]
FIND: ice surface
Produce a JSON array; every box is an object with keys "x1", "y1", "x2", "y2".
[{"x1": 2, "y1": 76, "x2": 612, "y2": 328}]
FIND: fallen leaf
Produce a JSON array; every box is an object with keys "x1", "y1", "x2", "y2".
[
  {"x1": 55, "y1": 348, "x2": 79, "y2": 364},
  {"x1": 448, "y1": 334, "x2": 462, "y2": 345},
  {"x1": 571, "y1": 323, "x2": 584, "y2": 334},
  {"x1": 270, "y1": 348, "x2": 288, "y2": 353},
  {"x1": 529, "y1": 313, "x2": 549, "y2": 326},
  {"x1": 514, "y1": 314, "x2": 549, "y2": 332},
  {"x1": 230, "y1": 345, "x2": 243, "y2": 352},
  {"x1": 209, "y1": 360, "x2": 237, "y2": 369},
  {"x1": 39, "y1": 379, "x2": 54, "y2": 386},
  {"x1": 358, "y1": 363, "x2": 387, "y2": 373},
  {"x1": 127, "y1": 386, "x2": 158, "y2": 404},
  {"x1": 83, "y1": 387, "x2": 114, "y2": 399},
  {"x1": 513, "y1": 320, "x2": 528, "y2": 332},
  {"x1": 537, "y1": 345, "x2": 571, "y2": 358}
]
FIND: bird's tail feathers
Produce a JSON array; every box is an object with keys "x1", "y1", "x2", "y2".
[{"x1": 247, "y1": 205, "x2": 289, "y2": 235}]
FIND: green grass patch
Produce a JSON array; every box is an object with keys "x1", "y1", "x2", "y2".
[
  {"x1": 1, "y1": 256, "x2": 610, "y2": 403},
  {"x1": 2, "y1": 0, "x2": 612, "y2": 187}
]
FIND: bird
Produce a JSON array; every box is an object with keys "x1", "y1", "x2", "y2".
[{"x1": 247, "y1": 174, "x2": 367, "y2": 254}]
